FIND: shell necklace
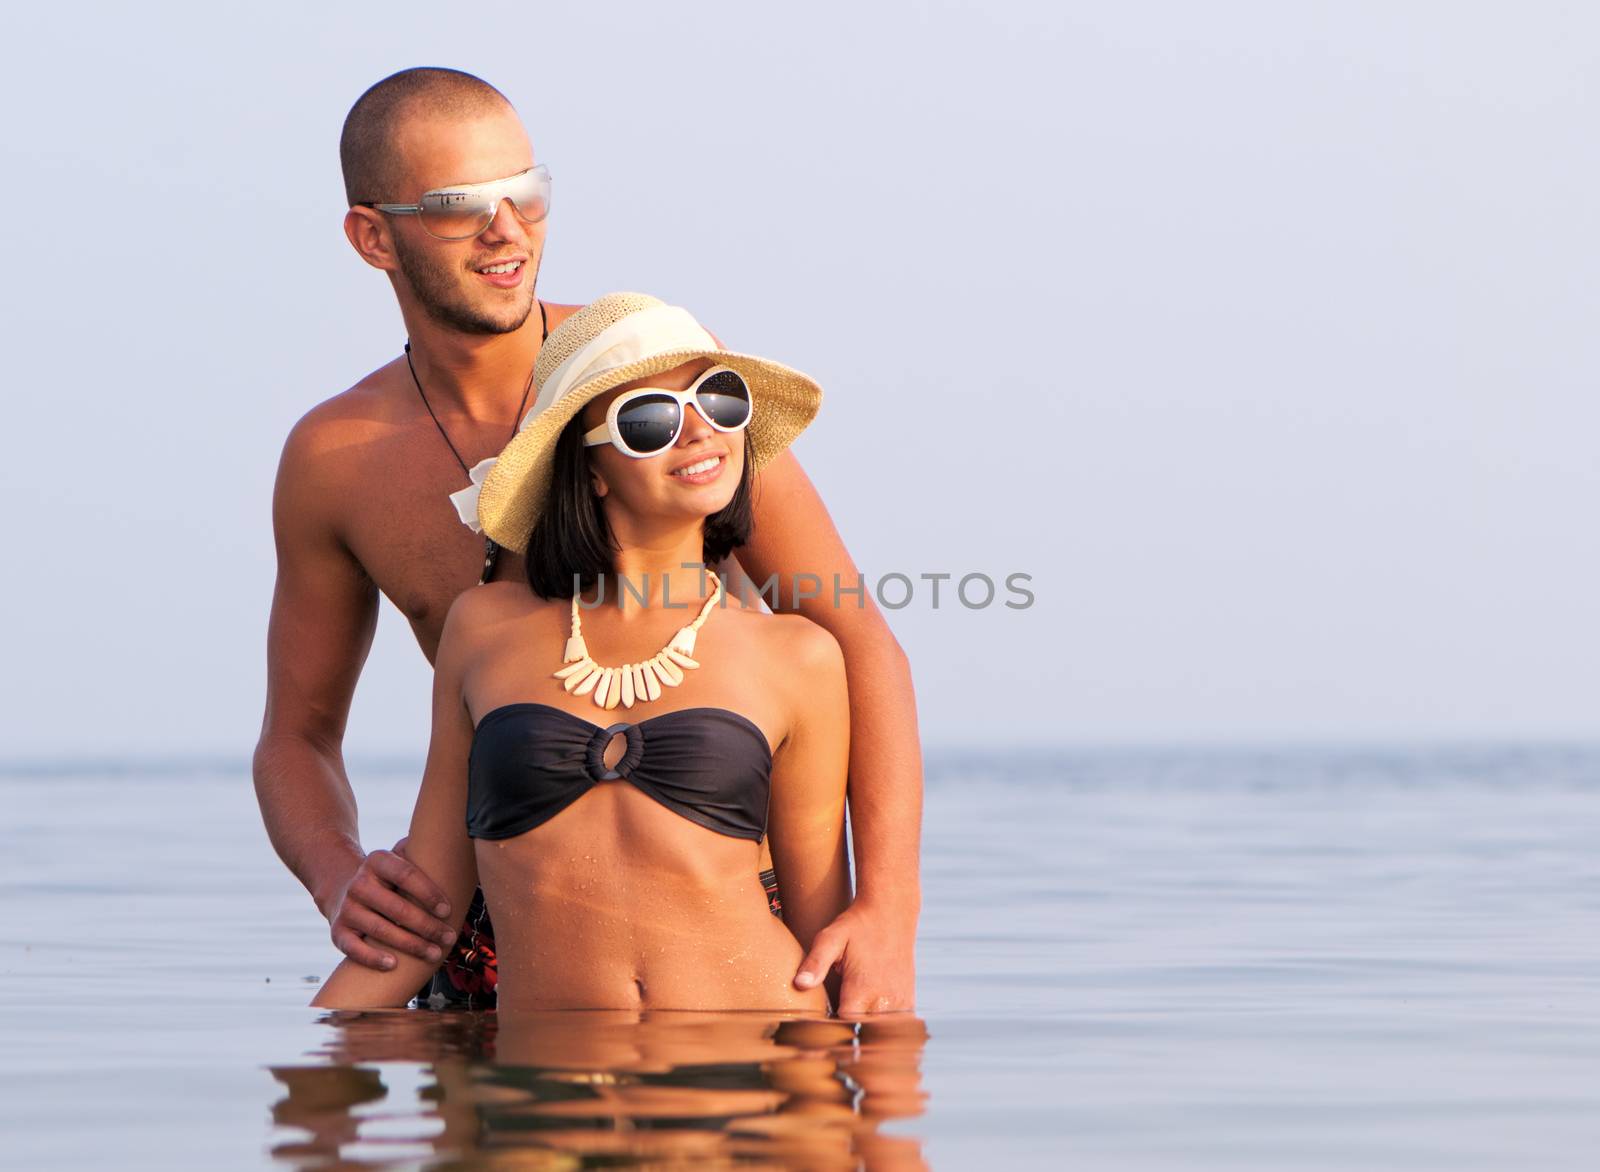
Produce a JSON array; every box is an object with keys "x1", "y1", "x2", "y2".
[{"x1": 552, "y1": 571, "x2": 723, "y2": 710}]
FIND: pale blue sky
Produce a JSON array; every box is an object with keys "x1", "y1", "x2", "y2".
[{"x1": 1, "y1": 1, "x2": 1595, "y2": 757}]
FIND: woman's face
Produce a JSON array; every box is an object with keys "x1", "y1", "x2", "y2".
[{"x1": 579, "y1": 359, "x2": 748, "y2": 525}]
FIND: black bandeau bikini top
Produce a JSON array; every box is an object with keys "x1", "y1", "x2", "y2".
[{"x1": 466, "y1": 702, "x2": 773, "y2": 843}]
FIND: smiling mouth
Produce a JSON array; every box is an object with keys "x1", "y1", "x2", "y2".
[
  {"x1": 671, "y1": 455, "x2": 724, "y2": 480},
  {"x1": 476, "y1": 259, "x2": 523, "y2": 275}
]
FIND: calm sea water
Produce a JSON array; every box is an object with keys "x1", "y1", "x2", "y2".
[{"x1": 2, "y1": 745, "x2": 1597, "y2": 1169}]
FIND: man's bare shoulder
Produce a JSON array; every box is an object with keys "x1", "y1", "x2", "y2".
[
  {"x1": 271, "y1": 367, "x2": 407, "y2": 547},
  {"x1": 280, "y1": 359, "x2": 406, "y2": 468},
  {"x1": 542, "y1": 301, "x2": 585, "y2": 332}
]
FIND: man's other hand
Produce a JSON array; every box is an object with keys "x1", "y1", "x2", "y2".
[{"x1": 793, "y1": 897, "x2": 918, "y2": 1014}]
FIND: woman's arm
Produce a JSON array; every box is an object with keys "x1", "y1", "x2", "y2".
[
  {"x1": 311, "y1": 598, "x2": 482, "y2": 1009},
  {"x1": 766, "y1": 619, "x2": 853, "y2": 989}
]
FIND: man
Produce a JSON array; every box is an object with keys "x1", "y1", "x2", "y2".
[{"x1": 254, "y1": 67, "x2": 921, "y2": 1012}]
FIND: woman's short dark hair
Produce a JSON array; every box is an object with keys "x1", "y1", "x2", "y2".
[{"x1": 523, "y1": 417, "x2": 757, "y2": 599}]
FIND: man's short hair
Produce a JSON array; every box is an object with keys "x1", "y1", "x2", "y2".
[{"x1": 340, "y1": 67, "x2": 511, "y2": 205}]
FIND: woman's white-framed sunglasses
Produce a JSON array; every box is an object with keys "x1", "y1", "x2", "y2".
[
  {"x1": 359, "y1": 164, "x2": 552, "y2": 240},
  {"x1": 583, "y1": 366, "x2": 754, "y2": 458}
]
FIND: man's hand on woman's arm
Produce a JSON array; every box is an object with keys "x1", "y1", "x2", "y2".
[
  {"x1": 742, "y1": 449, "x2": 923, "y2": 1013},
  {"x1": 319, "y1": 836, "x2": 456, "y2": 971},
  {"x1": 253, "y1": 417, "x2": 456, "y2": 972}
]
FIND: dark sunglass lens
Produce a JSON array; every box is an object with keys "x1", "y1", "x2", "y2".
[
  {"x1": 695, "y1": 371, "x2": 752, "y2": 429},
  {"x1": 613, "y1": 394, "x2": 681, "y2": 453}
]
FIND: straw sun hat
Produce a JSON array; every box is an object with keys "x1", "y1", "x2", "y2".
[{"x1": 467, "y1": 292, "x2": 823, "y2": 554}]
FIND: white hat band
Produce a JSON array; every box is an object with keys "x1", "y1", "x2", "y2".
[{"x1": 528, "y1": 304, "x2": 718, "y2": 422}]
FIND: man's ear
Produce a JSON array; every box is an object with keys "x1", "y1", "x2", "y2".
[{"x1": 343, "y1": 207, "x2": 400, "y2": 272}]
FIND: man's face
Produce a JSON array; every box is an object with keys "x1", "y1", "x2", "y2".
[{"x1": 385, "y1": 105, "x2": 546, "y2": 336}]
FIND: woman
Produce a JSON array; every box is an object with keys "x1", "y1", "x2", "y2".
[{"x1": 313, "y1": 293, "x2": 852, "y2": 1012}]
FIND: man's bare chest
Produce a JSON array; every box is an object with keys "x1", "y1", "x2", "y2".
[{"x1": 339, "y1": 431, "x2": 496, "y2": 652}]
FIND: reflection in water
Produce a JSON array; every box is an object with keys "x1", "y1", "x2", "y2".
[{"x1": 269, "y1": 1010, "x2": 928, "y2": 1168}]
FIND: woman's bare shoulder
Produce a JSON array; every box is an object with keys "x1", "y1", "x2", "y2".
[
  {"x1": 735, "y1": 612, "x2": 847, "y2": 763},
  {"x1": 720, "y1": 606, "x2": 844, "y2": 675},
  {"x1": 440, "y1": 583, "x2": 564, "y2": 656}
]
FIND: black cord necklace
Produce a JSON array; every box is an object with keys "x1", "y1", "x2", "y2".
[{"x1": 405, "y1": 300, "x2": 548, "y2": 585}]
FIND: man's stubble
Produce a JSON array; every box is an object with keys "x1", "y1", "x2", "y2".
[{"x1": 392, "y1": 231, "x2": 541, "y2": 337}]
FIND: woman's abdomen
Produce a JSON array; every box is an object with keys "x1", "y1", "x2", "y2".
[{"x1": 474, "y1": 790, "x2": 827, "y2": 1013}]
